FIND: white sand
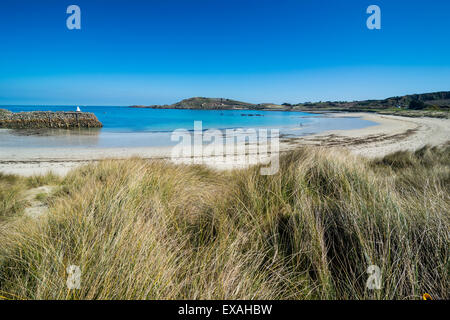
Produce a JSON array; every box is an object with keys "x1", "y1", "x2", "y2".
[
  {"x1": 293, "y1": 113, "x2": 450, "y2": 158},
  {"x1": 1, "y1": 113, "x2": 449, "y2": 176}
]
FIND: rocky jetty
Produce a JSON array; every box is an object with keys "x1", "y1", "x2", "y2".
[{"x1": 0, "y1": 109, "x2": 103, "y2": 129}]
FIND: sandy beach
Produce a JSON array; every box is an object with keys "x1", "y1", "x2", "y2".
[
  {"x1": 286, "y1": 113, "x2": 450, "y2": 157},
  {"x1": 1, "y1": 112, "x2": 449, "y2": 176}
]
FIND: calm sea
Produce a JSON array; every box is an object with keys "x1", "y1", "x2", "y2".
[{"x1": 0, "y1": 106, "x2": 376, "y2": 148}]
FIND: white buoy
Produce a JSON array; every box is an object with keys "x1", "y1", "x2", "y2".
[{"x1": 76, "y1": 106, "x2": 81, "y2": 112}]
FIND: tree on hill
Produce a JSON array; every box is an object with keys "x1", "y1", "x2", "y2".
[{"x1": 408, "y1": 99, "x2": 427, "y2": 110}]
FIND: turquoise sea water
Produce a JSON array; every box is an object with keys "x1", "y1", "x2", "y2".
[{"x1": 0, "y1": 106, "x2": 377, "y2": 148}]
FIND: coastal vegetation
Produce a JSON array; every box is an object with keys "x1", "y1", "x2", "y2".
[
  {"x1": 0, "y1": 145, "x2": 448, "y2": 300},
  {"x1": 130, "y1": 91, "x2": 450, "y2": 118}
]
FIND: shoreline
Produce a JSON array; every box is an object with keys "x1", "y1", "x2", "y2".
[
  {"x1": 1, "y1": 112, "x2": 449, "y2": 176},
  {"x1": 287, "y1": 113, "x2": 450, "y2": 158}
]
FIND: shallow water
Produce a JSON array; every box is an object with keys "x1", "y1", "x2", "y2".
[{"x1": 0, "y1": 106, "x2": 377, "y2": 148}]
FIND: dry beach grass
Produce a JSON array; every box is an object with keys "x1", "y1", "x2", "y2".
[{"x1": 0, "y1": 145, "x2": 448, "y2": 300}]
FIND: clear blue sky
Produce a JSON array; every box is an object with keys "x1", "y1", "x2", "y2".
[{"x1": 0, "y1": 0, "x2": 449, "y2": 106}]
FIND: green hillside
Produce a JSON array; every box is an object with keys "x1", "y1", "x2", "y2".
[{"x1": 129, "y1": 91, "x2": 450, "y2": 117}]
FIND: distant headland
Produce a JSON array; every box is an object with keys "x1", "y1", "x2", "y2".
[
  {"x1": 130, "y1": 97, "x2": 280, "y2": 111},
  {"x1": 130, "y1": 91, "x2": 450, "y2": 118}
]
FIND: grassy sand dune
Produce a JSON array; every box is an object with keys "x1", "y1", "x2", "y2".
[{"x1": 0, "y1": 145, "x2": 448, "y2": 300}]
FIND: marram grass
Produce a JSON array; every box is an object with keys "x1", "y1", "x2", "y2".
[{"x1": 0, "y1": 145, "x2": 448, "y2": 300}]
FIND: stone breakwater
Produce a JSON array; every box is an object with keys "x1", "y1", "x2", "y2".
[{"x1": 0, "y1": 109, "x2": 103, "y2": 129}]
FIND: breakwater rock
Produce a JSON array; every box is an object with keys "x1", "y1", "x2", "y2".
[{"x1": 0, "y1": 110, "x2": 103, "y2": 129}]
